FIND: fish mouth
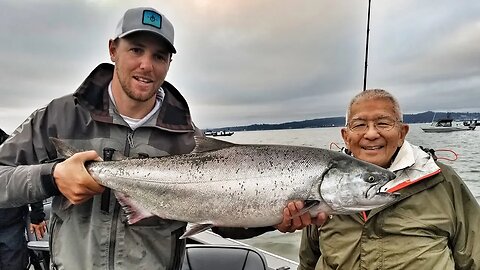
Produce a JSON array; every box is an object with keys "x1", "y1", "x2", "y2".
[
  {"x1": 365, "y1": 184, "x2": 378, "y2": 199},
  {"x1": 365, "y1": 184, "x2": 398, "y2": 199}
]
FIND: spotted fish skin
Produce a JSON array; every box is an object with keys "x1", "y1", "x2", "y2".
[{"x1": 52, "y1": 137, "x2": 397, "y2": 228}]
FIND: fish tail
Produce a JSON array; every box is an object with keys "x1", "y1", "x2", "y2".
[{"x1": 50, "y1": 137, "x2": 80, "y2": 158}]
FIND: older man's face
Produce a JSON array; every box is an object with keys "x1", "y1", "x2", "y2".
[{"x1": 341, "y1": 98, "x2": 409, "y2": 168}]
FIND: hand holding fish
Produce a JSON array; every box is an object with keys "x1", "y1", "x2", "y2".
[
  {"x1": 53, "y1": 150, "x2": 105, "y2": 204},
  {"x1": 275, "y1": 201, "x2": 327, "y2": 233}
]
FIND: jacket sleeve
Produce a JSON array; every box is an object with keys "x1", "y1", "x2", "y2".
[
  {"x1": 29, "y1": 201, "x2": 46, "y2": 224},
  {"x1": 442, "y1": 164, "x2": 480, "y2": 269},
  {"x1": 0, "y1": 107, "x2": 60, "y2": 208},
  {"x1": 298, "y1": 225, "x2": 321, "y2": 270}
]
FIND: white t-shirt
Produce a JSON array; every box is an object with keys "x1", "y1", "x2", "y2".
[{"x1": 108, "y1": 82, "x2": 164, "y2": 130}]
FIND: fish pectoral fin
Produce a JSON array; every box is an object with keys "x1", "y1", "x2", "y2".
[
  {"x1": 114, "y1": 191, "x2": 154, "y2": 224},
  {"x1": 180, "y1": 223, "x2": 214, "y2": 239},
  {"x1": 290, "y1": 200, "x2": 321, "y2": 219}
]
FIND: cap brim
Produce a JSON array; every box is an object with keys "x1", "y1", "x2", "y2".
[{"x1": 117, "y1": 29, "x2": 176, "y2": 54}]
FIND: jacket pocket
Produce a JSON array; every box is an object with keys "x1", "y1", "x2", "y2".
[{"x1": 122, "y1": 219, "x2": 186, "y2": 270}]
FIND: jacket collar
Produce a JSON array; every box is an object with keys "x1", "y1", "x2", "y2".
[
  {"x1": 382, "y1": 140, "x2": 441, "y2": 193},
  {"x1": 364, "y1": 141, "x2": 443, "y2": 220},
  {"x1": 72, "y1": 63, "x2": 195, "y2": 132},
  {"x1": 388, "y1": 140, "x2": 415, "y2": 171}
]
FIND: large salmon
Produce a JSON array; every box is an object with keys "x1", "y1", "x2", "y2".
[{"x1": 52, "y1": 137, "x2": 397, "y2": 235}]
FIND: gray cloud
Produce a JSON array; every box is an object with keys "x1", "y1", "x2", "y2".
[{"x1": 0, "y1": 0, "x2": 479, "y2": 133}]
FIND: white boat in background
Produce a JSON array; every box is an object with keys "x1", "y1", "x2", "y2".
[
  {"x1": 204, "y1": 130, "x2": 235, "y2": 137},
  {"x1": 463, "y1": 119, "x2": 479, "y2": 127},
  {"x1": 421, "y1": 118, "x2": 476, "y2": 133}
]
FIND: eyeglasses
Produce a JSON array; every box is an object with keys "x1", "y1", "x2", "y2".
[{"x1": 347, "y1": 118, "x2": 400, "y2": 133}]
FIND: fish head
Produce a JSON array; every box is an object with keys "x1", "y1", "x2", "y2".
[{"x1": 318, "y1": 156, "x2": 398, "y2": 213}]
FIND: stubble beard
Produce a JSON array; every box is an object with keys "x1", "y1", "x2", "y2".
[{"x1": 116, "y1": 68, "x2": 157, "y2": 102}]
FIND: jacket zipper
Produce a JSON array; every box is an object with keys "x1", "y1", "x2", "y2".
[
  {"x1": 127, "y1": 132, "x2": 135, "y2": 149},
  {"x1": 49, "y1": 213, "x2": 59, "y2": 268},
  {"x1": 108, "y1": 130, "x2": 134, "y2": 269},
  {"x1": 108, "y1": 198, "x2": 120, "y2": 269}
]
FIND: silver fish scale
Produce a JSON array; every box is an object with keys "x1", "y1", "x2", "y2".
[
  {"x1": 88, "y1": 144, "x2": 329, "y2": 227},
  {"x1": 85, "y1": 142, "x2": 396, "y2": 227}
]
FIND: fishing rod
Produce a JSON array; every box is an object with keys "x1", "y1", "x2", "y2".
[{"x1": 363, "y1": 0, "x2": 372, "y2": 91}]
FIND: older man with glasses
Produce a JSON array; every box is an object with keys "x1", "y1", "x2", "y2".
[{"x1": 298, "y1": 89, "x2": 480, "y2": 270}]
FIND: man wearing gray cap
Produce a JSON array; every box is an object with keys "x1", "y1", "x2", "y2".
[
  {"x1": 0, "y1": 7, "x2": 313, "y2": 269},
  {"x1": 0, "y1": 7, "x2": 196, "y2": 270}
]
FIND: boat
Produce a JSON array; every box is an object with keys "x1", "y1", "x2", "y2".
[
  {"x1": 204, "y1": 130, "x2": 234, "y2": 137},
  {"x1": 185, "y1": 230, "x2": 298, "y2": 270},
  {"x1": 421, "y1": 118, "x2": 476, "y2": 133},
  {"x1": 463, "y1": 119, "x2": 479, "y2": 127},
  {"x1": 27, "y1": 201, "x2": 298, "y2": 270}
]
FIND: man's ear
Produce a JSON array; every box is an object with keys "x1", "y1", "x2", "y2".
[
  {"x1": 398, "y1": 124, "x2": 410, "y2": 147},
  {"x1": 108, "y1": 39, "x2": 117, "y2": 62},
  {"x1": 341, "y1": 127, "x2": 350, "y2": 148}
]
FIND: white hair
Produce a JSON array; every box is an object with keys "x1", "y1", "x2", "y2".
[{"x1": 345, "y1": 89, "x2": 403, "y2": 125}]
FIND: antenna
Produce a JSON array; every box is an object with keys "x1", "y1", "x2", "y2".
[{"x1": 363, "y1": 0, "x2": 372, "y2": 91}]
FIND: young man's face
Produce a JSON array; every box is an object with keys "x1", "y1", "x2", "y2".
[
  {"x1": 109, "y1": 32, "x2": 172, "y2": 103},
  {"x1": 341, "y1": 98, "x2": 409, "y2": 168}
]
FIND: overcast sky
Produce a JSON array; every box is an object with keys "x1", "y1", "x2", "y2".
[{"x1": 0, "y1": 0, "x2": 479, "y2": 133}]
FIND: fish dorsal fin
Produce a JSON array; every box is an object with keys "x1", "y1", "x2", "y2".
[{"x1": 192, "y1": 136, "x2": 236, "y2": 153}]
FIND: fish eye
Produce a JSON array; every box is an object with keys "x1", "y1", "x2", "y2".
[{"x1": 367, "y1": 176, "x2": 376, "y2": 183}]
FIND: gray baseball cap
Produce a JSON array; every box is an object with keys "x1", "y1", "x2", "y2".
[{"x1": 114, "y1": 7, "x2": 176, "y2": 53}]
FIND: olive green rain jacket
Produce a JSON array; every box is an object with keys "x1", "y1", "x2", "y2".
[
  {"x1": 0, "y1": 63, "x2": 202, "y2": 270},
  {"x1": 298, "y1": 141, "x2": 480, "y2": 270}
]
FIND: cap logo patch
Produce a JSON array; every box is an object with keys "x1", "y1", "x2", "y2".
[{"x1": 142, "y1": 10, "x2": 162, "y2": 29}]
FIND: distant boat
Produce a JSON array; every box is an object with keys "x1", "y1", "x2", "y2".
[
  {"x1": 463, "y1": 119, "x2": 479, "y2": 127},
  {"x1": 204, "y1": 130, "x2": 235, "y2": 137},
  {"x1": 421, "y1": 118, "x2": 476, "y2": 133}
]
